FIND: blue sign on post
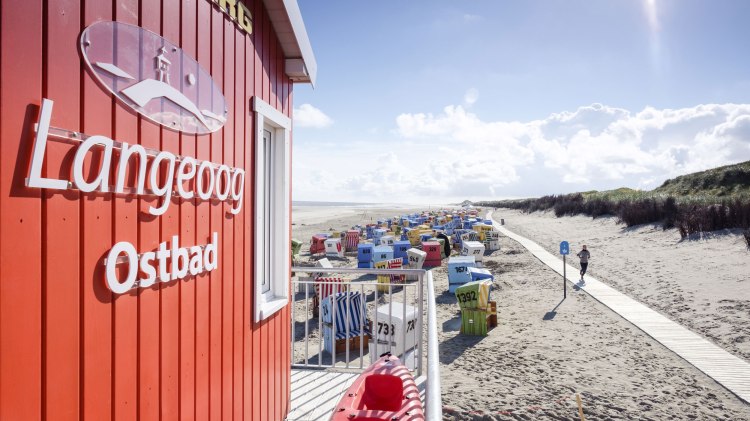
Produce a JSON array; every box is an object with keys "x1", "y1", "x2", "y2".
[{"x1": 560, "y1": 241, "x2": 569, "y2": 298}]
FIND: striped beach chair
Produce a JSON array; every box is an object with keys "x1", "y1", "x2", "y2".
[
  {"x1": 315, "y1": 277, "x2": 347, "y2": 298},
  {"x1": 375, "y1": 258, "x2": 404, "y2": 292},
  {"x1": 312, "y1": 277, "x2": 347, "y2": 317},
  {"x1": 321, "y1": 291, "x2": 370, "y2": 355},
  {"x1": 345, "y1": 230, "x2": 360, "y2": 251}
]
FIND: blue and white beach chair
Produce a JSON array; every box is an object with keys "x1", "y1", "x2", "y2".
[{"x1": 321, "y1": 291, "x2": 369, "y2": 355}]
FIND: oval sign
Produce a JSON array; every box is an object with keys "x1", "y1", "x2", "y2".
[
  {"x1": 560, "y1": 241, "x2": 570, "y2": 255},
  {"x1": 80, "y1": 21, "x2": 227, "y2": 135}
]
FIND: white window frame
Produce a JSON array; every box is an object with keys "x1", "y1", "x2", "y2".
[{"x1": 253, "y1": 96, "x2": 292, "y2": 322}]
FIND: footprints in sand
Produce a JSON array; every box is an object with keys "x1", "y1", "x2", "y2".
[{"x1": 441, "y1": 218, "x2": 750, "y2": 420}]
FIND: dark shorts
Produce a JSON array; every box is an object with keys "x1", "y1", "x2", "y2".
[{"x1": 580, "y1": 262, "x2": 588, "y2": 275}]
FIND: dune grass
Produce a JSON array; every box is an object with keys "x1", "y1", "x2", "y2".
[{"x1": 476, "y1": 161, "x2": 750, "y2": 245}]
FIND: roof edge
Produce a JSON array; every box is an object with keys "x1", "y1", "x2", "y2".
[{"x1": 262, "y1": 0, "x2": 317, "y2": 87}]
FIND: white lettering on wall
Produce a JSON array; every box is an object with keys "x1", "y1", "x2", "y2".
[
  {"x1": 28, "y1": 98, "x2": 245, "y2": 215},
  {"x1": 105, "y1": 232, "x2": 218, "y2": 293}
]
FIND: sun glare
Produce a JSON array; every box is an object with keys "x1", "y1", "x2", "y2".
[
  {"x1": 644, "y1": 0, "x2": 659, "y2": 32},
  {"x1": 644, "y1": 0, "x2": 662, "y2": 71}
]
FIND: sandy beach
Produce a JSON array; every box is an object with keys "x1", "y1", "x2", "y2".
[
  {"x1": 495, "y1": 209, "x2": 750, "y2": 363},
  {"x1": 291, "y1": 204, "x2": 750, "y2": 420}
]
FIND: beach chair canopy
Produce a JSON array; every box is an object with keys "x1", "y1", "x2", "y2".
[
  {"x1": 455, "y1": 280, "x2": 492, "y2": 311},
  {"x1": 314, "y1": 277, "x2": 347, "y2": 301},
  {"x1": 322, "y1": 291, "x2": 367, "y2": 339}
]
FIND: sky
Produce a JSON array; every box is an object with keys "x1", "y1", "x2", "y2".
[{"x1": 292, "y1": 0, "x2": 750, "y2": 204}]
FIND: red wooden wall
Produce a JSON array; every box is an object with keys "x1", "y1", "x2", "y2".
[{"x1": 0, "y1": 0, "x2": 293, "y2": 419}]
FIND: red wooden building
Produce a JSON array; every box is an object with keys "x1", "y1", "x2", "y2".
[{"x1": 0, "y1": 0, "x2": 316, "y2": 419}]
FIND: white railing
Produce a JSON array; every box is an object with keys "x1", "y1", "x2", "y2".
[
  {"x1": 290, "y1": 266, "x2": 442, "y2": 421},
  {"x1": 423, "y1": 270, "x2": 443, "y2": 420}
]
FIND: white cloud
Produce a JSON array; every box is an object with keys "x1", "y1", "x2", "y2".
[
  {"x1": 463, "y1": 88, "x2": 479, "y2": 106},
  {"x1": 293, "y1": 103, "x2": 333, "y2": 128},
  {"x1": 293, "y1": 102, "x2": 750, "y2": 203}
]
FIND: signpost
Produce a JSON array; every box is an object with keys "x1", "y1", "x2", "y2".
[{"x1": 559, "y1": 241, "x2": 569, "y2": 298}]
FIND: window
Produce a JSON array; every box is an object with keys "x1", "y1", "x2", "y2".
[{"x1": 253, "y1": 97, "x2": 291, "y2": 322}]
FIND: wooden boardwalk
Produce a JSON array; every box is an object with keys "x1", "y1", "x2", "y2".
[
  {"x1": 287, "y1": 369, "x2": 427, "y2": 420},
  {"x1": 287, "y1": 370, "x2": 359, "y2": 421},
  {"x1": 488, "y1": 212, "x2": 750, "y2": 404}
]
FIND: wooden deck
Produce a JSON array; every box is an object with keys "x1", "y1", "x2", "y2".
[
  {"x1": 287, "y1": 369, "x2": 427, "y2": 420},
  {"x1": 287, "y1": 370, "x2": 359, "y2": 421},
  {"x1": 489, "y1": 212, "x2": 750, "y2": 404}
]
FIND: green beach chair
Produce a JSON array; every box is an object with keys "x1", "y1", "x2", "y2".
[{"x1": 455, "y1": 280, "x2": 496, "y2": 336}]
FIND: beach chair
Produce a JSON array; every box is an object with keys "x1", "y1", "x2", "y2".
[
  {"x1": 448, "y1": 256, "x2": 477, "y2": 293},
  {"x1": 322, "y1": 291, "x2": 370, "y2": 355},
  {"x1": 345, "y1": 230, "x2": 360, "y2": 251},
  {"x1": 484, "y1": 230, "x2": 501, "y2": 251},
  {"x1": 375, "y1": 258, "x2": 404, "y2": 292},
  {"x1": 461, "y1": 240, "x2": 486, "y2": 263},
  {"x1": 291, "y1": 238, "x2": 302, "y2": 260},
  {"x1": 472, "y1": 223, "x2": 493, "y2": 241},
  {"x1": 310, "y1": 234, "x2": 328, "y2": 255},
  {"x1": 324, "y1": 238, "x2": 345, "y2": 258},
  {"x1": 421, "y1": 241, "x2": 441, "y2": 268},
  {"x1": 455, "y1": 280, "x2": 497, "y2": 336},
  {"x1": 312, "y1": 276, "x2": 347, "y2": 318},
  {"x1": 369, "y1": 302, "x2": 418, "y2": 365}
]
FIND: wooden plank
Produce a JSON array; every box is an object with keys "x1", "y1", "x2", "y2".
[
  {"x1": 81, "y1": 2, "x2": 115, "y2": 420},
  {"x1": 232, "y1": 22, "x2": 246, "y2": 421},
  {"x1": 111, "y1": 3, "x2": 140, "y2": 421},
  {"x1": 253, "y1": 4, "x2": 266, "y2": 420},
  {"x1": 262, "y1": 7, "x2": 274, "y2": 419},
  {"x1": 288, "y1": 370, "x2": 358, "y2": 421},
  {"x1": 43, "y1": 0, "x2": 81, "y2": 419},
  {"x1": 273, "y1": 34, "x2": 284, "y2": 419},
  {"x1": 194, "y1": 1, "x2": 212, "y2": 420},
  {"x1": 180, "y1": 1, "x2": 198, "y2": 420},
  {"x1": 284, "y1": 74, "x2": 294, "y2": 419},
  {"x1": 278, "y1": 38, "x2": 291, "y2": 419},
  {"x1": 261, "y1": 5, "x2": 270, "y2": 103},
  {"x1": 159, "y1": 0, "x2": 181, "y2": 418},
  {"x1": 138, "y1": 3, "x2": 162, "y2": 420},
  {"x1": 209, "y1": 7, "x2": 224, "y2": 420},
  {"x1": 269, "y1": 22, "x2": 278, "y2": 110},
  {"x1": 221, "y1": 14, "x2": 236, "y2": 421},
  {"x1": 0, "y1": 0, "x2": 43, "y2": 419},
  {"x1": 282, "y1": 43, "x2": 293, "y2": 418},
  {"x1": 243, "y1": 4, "x2": 257, "y2": 417}
]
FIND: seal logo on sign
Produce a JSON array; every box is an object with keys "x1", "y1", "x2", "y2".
[{"x1": 80, "y1": 21, "x2": 227, "y2": 135}]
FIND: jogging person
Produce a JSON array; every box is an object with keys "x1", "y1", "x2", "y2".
[{"x1": 576, "y1": 245, "x2": 590, "y2": 281}]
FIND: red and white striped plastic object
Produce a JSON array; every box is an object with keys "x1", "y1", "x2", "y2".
[
  {"x1": 314, "y1": 277, "x2": 347, "y2": 300},
  {"x1": 345, "y1": 230, "x2": 360, "y2": 251}
]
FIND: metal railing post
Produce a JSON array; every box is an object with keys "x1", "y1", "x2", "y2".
[
  {"x1": 318, "y1": 281, "x2": 323, "y2": 368},
  {"x1": 331, "y1": 289, "x2": 337, "y2": 368},
  {"x1": 402, "y1": 284, "x2": 407, "y2": 366},
  {"x1": 417, "y1": 273, "x2": 424, "y2": 377},
  {"x1": 291, "y1": 280, "x2": 295, "y2": 365},
  {"x1": 304, "y1": 281, "x2": 309, "y2": 365},
  {"x1": 425, "y1": 271, "x2": 443, "y2": 420},
  {"x1": 345, "y1": 286, "x2": 351, "y2": 368},
  {"x1": 359, "y1": 282, "x2": 365, "y2": 369},
  {"x1": 373, "y1": 283, "x2": 379, "y2": 362}
]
